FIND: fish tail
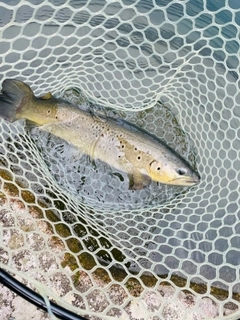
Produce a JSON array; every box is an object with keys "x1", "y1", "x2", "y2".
[{"x1": 0, "y1": 79, "x2": 34, "y2": 122}]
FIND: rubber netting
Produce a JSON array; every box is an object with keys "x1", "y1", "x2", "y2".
[{"x1": 0, "y1": 0, "x2": 239, "y2": 319}]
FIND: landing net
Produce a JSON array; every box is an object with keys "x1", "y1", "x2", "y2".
[{"x1": 0, "y1": 0, "x2": 239, "y2": 319}]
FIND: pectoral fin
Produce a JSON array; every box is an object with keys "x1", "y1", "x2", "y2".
[
  {"x1": 128, "y1": 170, "x2": 151, "y2": 190},
  {"x1": 25, "y1": 119, "x2": 39, "y2": 132}
]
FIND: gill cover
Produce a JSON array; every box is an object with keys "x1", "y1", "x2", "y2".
[
  {"x1": 148, "y1": 160, "x2": 198, "y2": 186},
  {"x1": 148, "y1": 160, "x2": 176, "y2": 184}
]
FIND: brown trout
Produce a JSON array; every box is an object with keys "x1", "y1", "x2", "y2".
[{"x1": 0, "y1": 79, "x2": 200, "y2": 189}]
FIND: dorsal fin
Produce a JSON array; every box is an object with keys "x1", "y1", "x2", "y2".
[{"x1": 39, "y1": 92, "x2": 53, "y2": 100}]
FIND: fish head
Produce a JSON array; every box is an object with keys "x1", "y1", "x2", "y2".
[{"x1": 147, "y1": 159, "x2": 200, "y2": 187}]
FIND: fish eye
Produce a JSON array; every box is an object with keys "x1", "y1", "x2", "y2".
[{"x1": 176, "y1": 168, "x2": 187, "y2": 176}]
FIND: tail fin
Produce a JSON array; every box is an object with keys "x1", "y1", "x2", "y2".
[{"x1": 0, "y1": 79, "x2": 34, "y2": 122}]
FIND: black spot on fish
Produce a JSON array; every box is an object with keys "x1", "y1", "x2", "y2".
[
  {"x1": 135, "y1": 147, "x2": 137, "y2": 151},
  {"x1": 122, "y1": 145, "x2": 124, "y2": 149},
  {"x1": 47, "y1": 110, "x2": 51, "y2": 114},
  {"x1": 137, "y1": 156, "x2": 141, "y2": 160},
  {"x1": 157, "y1": 167, "x2": 161, "y2": 171}
]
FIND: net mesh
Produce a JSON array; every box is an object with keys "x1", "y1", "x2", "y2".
[{"x1": 0, "y1": 0, "x2": 240, "y2": 319}]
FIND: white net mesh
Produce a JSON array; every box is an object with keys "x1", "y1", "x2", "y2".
[{"x1": 0, "y1": 0, "x2": 240, "y2": 319}]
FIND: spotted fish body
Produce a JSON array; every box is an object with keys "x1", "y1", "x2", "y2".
[{"x1": 0, "y1": 79, "x2": 200, "y2": 189}]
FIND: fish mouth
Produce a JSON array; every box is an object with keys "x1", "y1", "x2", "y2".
[
  {"x1": 171, "y1": 176, "x2": 200, "y2": 186},
  {"x1": 184, "y1": 179, "x2": 200, "y2": 185}
]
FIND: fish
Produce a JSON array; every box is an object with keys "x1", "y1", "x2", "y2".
[{"x1": 0, "y1": 79, "x2": 200, "y2": 190}]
